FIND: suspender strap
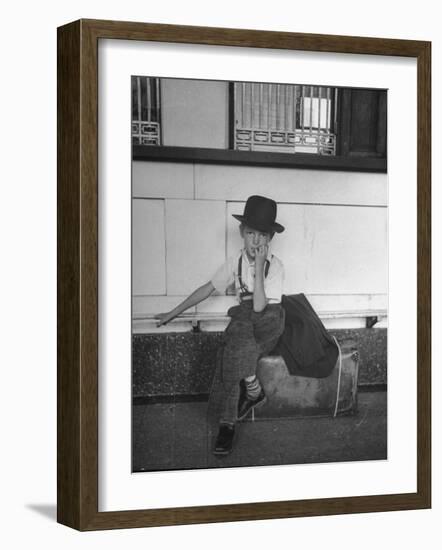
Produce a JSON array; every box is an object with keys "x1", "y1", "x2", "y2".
[{"x1": 237, "y1": 254, "x2": 271, "y2": 294}]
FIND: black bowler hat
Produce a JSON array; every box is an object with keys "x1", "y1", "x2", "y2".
[{"x1": 232, "y1": 195, "x2": 285, "y2": 234}]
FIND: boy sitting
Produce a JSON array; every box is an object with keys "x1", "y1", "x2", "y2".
[{"x1": 156, "y1": 195, "x2": 285, "y2": 456}]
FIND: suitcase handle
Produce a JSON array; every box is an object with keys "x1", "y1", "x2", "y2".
[{"x1": 332, "y1": 337, "x2": 342, "y2": 418}]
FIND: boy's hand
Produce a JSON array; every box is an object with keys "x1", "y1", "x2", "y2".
[
  {"x1": 155, "y1": 311, "x2": 175, "y2": 327},
  {"x1": 254, "y1": 244, "x2": 268, "y2": 270}
]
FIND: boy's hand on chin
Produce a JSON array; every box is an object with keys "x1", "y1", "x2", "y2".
[{"x1": 254, "y1": 244, "x2": 268, "y2": 268}]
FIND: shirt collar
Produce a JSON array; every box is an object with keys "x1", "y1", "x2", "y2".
[{"x1": 241, "y1": 247, "x2": 272, "y2": 266}]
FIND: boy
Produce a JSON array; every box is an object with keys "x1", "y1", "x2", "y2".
[{"x1": 156, "y1": 195, "x2": 285, "y2": 455}]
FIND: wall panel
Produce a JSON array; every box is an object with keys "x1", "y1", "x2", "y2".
[
  {"x1": 132, "y1": 161, "x2": 194, "y2": 199},
  {"x1": 132, "y1": 199, "x2": 166, "y2": 296},
  {"x1": 165, "y1": 199, "x2": 226, "y2": 295},
  {"x1": 227, "y1": 202, "x2": 387, "y2": 295},
  {"x1": 195, "y1": 164, "x2": 387, "y2": 206}
]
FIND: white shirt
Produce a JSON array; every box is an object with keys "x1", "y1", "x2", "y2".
[{"x1": 211, "y1": 249, "x2": 284, "y2": 304}]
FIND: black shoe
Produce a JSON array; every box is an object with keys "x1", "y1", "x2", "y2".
[
  {"x1": 237, "y1": 388, "x2": 267, "y2": 421},
  {"x1": 213, "y1": 424, "x2": 235, "y2": 456}
]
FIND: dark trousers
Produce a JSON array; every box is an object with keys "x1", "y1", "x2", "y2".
[{"x1": 219, "y1": 301, "x2": 285, "y2": 425}]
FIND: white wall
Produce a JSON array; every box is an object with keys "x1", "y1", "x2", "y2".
[
  {"x1": 132, "y1": 199, "x2": 166, "y2": 295},
  {"x1": 132, "y1": 160, "x2": 388, "y2": 328}
]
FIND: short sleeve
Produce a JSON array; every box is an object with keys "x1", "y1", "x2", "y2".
[
  {"x1": 210, "y1": 257, "x2": 235, "y2": 294},
  {"x1": 265, "y1": 257, "x2": 284, "y2": 303}
]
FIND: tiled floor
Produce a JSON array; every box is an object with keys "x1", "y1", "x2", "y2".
[{"x1": 132, "y1": 391, "x2": 387, "y2": 472}]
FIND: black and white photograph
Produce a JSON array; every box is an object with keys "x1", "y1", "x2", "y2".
[
  {"x1": 131, "y1": 76, "x2": 388, "y2": 471},
  {"x1": 2, "y1": 0, "x2": 436, "y2": 542}
]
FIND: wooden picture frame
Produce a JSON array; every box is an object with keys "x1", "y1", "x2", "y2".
[{"x1": 57, "y1": 18, "x2": 431, "y2": 530}]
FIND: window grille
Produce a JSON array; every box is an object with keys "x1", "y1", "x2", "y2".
[
  {"x1": 131, "y1": 76, "x2": 161, "y2": 146},
  {"x1": 233, "y1": 83, "x2": 337, "y2": 155}
]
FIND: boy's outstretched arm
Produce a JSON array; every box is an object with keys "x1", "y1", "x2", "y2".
[{"x1": 155, "y1": 281, "x2": 215, "y2": 326}]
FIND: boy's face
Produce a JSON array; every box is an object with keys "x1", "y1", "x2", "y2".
[{"x1": 240, "y1": 224, "x2": 272, "y2": 259}]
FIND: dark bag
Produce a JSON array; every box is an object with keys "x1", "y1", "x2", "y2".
[{"x1": 273, "y1": 293, "x2": 339, "y2": 378}]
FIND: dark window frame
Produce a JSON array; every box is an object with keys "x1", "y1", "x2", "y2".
[{"x1": 132, "y1": 81, "x2": 387, "y2": 174}]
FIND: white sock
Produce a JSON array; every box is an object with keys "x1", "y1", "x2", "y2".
[{"x1": 245, "y1": 376, "x2": 262, "y2": 400}]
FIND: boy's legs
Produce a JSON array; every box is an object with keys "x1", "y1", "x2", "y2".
[
  {"x1": 237, "y1": 304, "x2": 285, "y2": 419},
  {"x1": 214, "y1": 303, "x2": 284, "y2": 454},
  {"x1": 252, "y1": 304, "x2": 285, "y2": 353},
  {"x1": 220, "y1": 303, "x2": 258, "y2": 426}
]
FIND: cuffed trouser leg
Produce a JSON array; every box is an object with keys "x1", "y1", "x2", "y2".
[
  {"x1": 220, "y1": 317, "x2": 259, "y2": 424},
  {"x1": 219, "y1": 303, "x2": 285, "y2": 425}
]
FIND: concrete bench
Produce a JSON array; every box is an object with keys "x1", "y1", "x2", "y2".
[
  {"x1": 133, "y1": 309, "x2": 387, "y2": 333},
  {"x1": 132, "y1": 310, "x2": 386, "y2": 412}
]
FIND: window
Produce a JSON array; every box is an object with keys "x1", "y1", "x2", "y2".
[
  {"x1": 131, "y1": 76, "x2": 161, "y2": 146},
  {"x1": 131, "y1": 76, "x2": 387, "y2": 173},
  {"x1": 232, "y1": 82, "x2": 337, "y2": 155}
]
